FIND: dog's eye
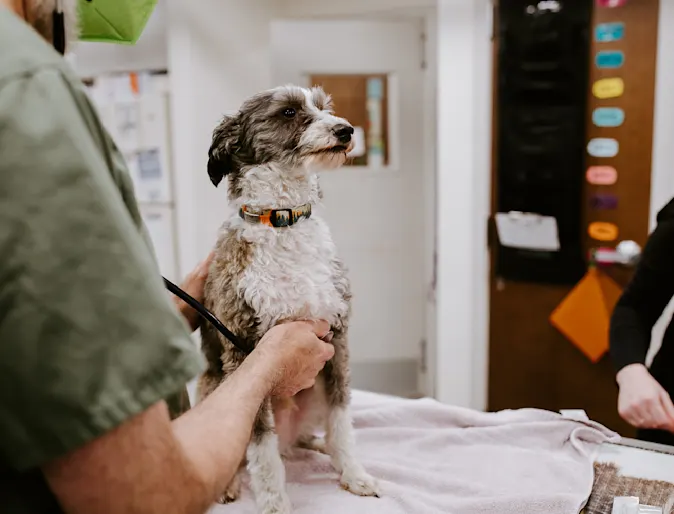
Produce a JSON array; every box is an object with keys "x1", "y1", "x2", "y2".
[{"x1": 283, "y1": 108, "x2": 296, "y2": 118}]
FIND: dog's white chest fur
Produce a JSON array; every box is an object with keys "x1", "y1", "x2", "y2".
[{"x1": 238, "y1": 215, "x2": 348, "y2": 333}]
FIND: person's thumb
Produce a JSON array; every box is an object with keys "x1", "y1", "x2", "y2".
[
  {"x1": 302, "y1": 319, "x2": 331, "y2": 339},
  {"x1": 198, "y1": 251, "x2": 215, "y2": 277},
  {"x1": 320, "y1": 341, "x2": 336, "y2": 361}
]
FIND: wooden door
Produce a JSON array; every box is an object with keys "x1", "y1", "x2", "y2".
[
  {"x1": 271, "y1": 21, "x2": 426, "y2": 397},
  {"x1": 488, "y1": 0, "x2": 660, "y2": 436}
]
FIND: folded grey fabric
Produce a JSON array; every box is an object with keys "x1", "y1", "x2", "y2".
[{"x1": 211, "y1": 390, "x2": 618, "y2": 514}]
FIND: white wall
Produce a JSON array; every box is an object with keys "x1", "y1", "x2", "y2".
[
  {"x1": 435, "y1": 0, "x2": 492, "y2": 409},
  {"x1": 166, "y1": 0, "x2": 277, "y2": 276},
  {"x1": 436, "y1": 0, "x2": 674, "y2": 410},
  {"x1": 71, "y1": 2, "x2": 168, "y2": 77},
  {"x1": 279, "y1": 0, "x2": 435, "y2": 18}
]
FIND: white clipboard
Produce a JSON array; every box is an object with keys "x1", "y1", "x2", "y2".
[{"x1": 494, "y1": 211, "x2": 560, "y2": 252}]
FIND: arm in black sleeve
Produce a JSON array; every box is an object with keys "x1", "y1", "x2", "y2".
[{"x1": 609, "y1": 219, "x2": 674, "y2": 373}]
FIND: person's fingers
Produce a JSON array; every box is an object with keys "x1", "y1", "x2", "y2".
[
  {"x1": 659, "y1": 392, "x2": 674, "y2": 431},
  {"x1": 622, "y1": 401, "x2": 649, "y2": 428},
  {"x1": 643, "y1": 397, "x2": 669, "y2": 429},
  {"x1": 622, "y1": 409, "x2": 642, "y2": 427}
]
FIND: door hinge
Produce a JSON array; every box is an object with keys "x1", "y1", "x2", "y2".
[
  {"x1": 420, "y1": 28, "x2": 428, "y2": 70},
  {"x1": 420, "y1": 338, "x2": 427, "y2": 373}
]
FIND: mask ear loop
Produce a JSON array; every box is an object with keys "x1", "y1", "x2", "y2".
[{"x1": 53, "y1": 0, "x2": 66, "y2": 55}]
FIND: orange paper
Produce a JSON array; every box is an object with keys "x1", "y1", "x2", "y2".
[
  {"x1": 549, "y1": 267, "x2": 623, "y2": 362},
  {"x1": 588, "y1": 221, "x2": 619, "y2": 242},
  {"x1": 129, "y1": 72, "x2": 139, "y2": 95}
]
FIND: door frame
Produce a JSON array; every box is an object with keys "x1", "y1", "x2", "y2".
[{"x1": 435, "y1": 0, "x2": 674, "y2": 410}]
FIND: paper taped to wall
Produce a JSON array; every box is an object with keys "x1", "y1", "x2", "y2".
[
  {"x1": 494, "y1": 212, "x2": 560, "y2": 251},
  {"x1": 348, "y1": 126, "x2": 366, "y2": 158}
]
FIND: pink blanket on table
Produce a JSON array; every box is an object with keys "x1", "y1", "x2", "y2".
[{"x1": 210, "y1": 390, "x2": 618, "y2": 514}]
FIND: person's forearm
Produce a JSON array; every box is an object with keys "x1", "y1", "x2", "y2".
[
  {"x1": 610, "y1": 304, "x2": 650, "y2": 373},
  {"x1": 171, "y1": 352, "x2": 276, "y2": 506}
]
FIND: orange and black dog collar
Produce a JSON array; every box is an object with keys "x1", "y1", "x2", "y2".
[{"x1": 239, "y1": 203, "x2": 312, "y2": 228}]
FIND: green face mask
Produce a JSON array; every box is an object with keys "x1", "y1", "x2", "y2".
[{"x1": 78, "y1": 0, "x2": 158, "y2": 45}]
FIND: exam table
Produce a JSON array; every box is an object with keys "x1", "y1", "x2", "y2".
[{"x1": 203, "y1": 390, "x2": 674, "y2": 514}]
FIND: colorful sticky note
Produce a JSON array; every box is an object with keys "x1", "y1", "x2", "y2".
[
  {"x1": 596, "y1": 50, "x2": 625, "y2": 69},
  {"x1": 593, "y1": 78, "x2": 624, "y2": 99},
  {"x1": 588, "y1": 221, "x2": 619, "y2": 241},
  {"x1": 593, "y1": 107, "x2": 625, "y2": 127},
  {"x1": 586, "y1": 166, "x2": 618, "y2": 185},
  {"x1": 595, "y1": 22, "x2": 625, "y2": 42},
  {"x1": 590, "y1": 193, "x2": 619, "y2": 210},
  {"x1": 367, "y1": 77, "x2": 384, "y2": 100},
  {"x1": 587, "y1": 138, "x2": 619, "y2": 158},
  {"x1": 596, "y1": 0, "x2": 628, "y2": 7},
  {"x1": 550, "y1": 267, "x2": 623, "y2": 363}
]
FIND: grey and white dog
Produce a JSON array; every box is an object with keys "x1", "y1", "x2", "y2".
[{"x1": 198, "y1": 85, "x2": 380, "y2": 513}]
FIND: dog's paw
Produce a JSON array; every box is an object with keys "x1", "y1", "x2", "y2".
[
  {"x1": 259, "y1": 495, "x2": 292, "y2": 514},
  {"x1": 340, "y1": 470, "x2": 381, "y2": 498},
  {"x1": 217, "y1": 475, "x2": 241, "y2": 504},
  {"x1": 296, "y1": 435, "x2": 327, "y2": 454}
]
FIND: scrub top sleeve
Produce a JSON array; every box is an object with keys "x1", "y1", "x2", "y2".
[{"x1": 0, "y1": 69, "x2": 204, "y2": 472}]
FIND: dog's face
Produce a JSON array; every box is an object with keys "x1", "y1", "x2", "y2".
[{"x1": 207, "y1": 85, "x2": 354, "y2": 191}]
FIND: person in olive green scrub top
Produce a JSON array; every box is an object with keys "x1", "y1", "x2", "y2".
[{"x1": 0, "y1": 1, "x2": 335, "y2": 513}]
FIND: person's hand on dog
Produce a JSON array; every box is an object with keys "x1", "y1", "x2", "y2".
[
  {"x1": 256, "y1": 320, "x2": 335, "y2": 397},
  {"x1": 617, "y1": 363, "x2": 674, "y2": 433},
  {"x1": 174, "y1": 251, "x2": 215, "y2": 331}
]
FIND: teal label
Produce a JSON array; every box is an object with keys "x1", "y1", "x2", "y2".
[
  {"x1": 595, "y1": 22, "x2": 625, "y2": 42},
  {"x1": 366, "y1": 77, "x2": 384, "y2": 100},
  {"x1": 596, "y1": 50, "x2": 625, "y2": 69},
  {"x1": 592, "y1": 107, "x2": 625, "y2": 127}
]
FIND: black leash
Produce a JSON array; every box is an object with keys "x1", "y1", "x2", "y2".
[
  {"x1": 163, "y1": 277, "x2": 252, "y2": 355},
  {"x1": 52, "y1": 1, "x2": 66, "y2": 55}
]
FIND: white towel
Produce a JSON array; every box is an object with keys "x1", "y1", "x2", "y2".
[{"x1": 210, "y1": 390, "x2": 618, "y2": 514}]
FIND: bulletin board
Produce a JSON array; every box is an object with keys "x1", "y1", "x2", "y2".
[
  {"x1": 309, "y1": 74, "x2": 390, "y2": 167},
  {"x1": 583, "y1": 1, "x2": 659, "y2": 288}
]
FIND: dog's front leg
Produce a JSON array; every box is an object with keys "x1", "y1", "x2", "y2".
[
  {"x1": 324, "y1": 331, "x2": 381, "y2": 497},
  {"x1": 247, "y1": 399, "x2": 292, "y2": 514}
]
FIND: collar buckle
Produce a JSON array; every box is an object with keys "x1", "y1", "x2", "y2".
[{"x1": 270, "y1": 209, "x2": 293, "y2": 227}]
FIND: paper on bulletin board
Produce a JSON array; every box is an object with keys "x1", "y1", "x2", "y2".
[
  {"x1": 128, "y1": 148, "x2": 172, "y2": 203},
  {"x1": 494, "y1": 212, "x2": 560, "y2": 252},
  {"x1": 549, "y1": 267, "x2": 623, "y2": 362},
  {"x1": 348, "y1": 126, "x2": 366, "y2": 158},
  {"x1": 129, "y1": 93, "x2": 173, "y2": 204}
]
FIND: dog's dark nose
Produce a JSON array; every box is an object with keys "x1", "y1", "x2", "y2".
[{"x1": 333, "y1": 124, "x2": 354, "y2": 144}]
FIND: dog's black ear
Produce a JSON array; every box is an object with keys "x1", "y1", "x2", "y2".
[{"x1": 207, "y1": 115, "x2": 240, "y2": 187}]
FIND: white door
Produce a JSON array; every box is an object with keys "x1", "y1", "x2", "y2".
[{"x1": 271, "y1": 20, "x2": 428, "y2": 397}]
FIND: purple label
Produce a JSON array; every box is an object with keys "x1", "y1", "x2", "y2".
[{"x1": 590, "y1": 193, "x2": 618, "y2": 210}]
